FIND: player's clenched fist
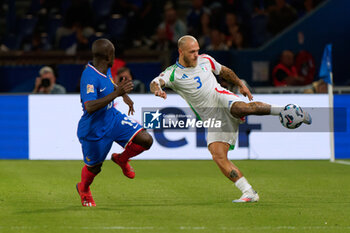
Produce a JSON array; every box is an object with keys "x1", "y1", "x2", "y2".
[{"x1": 115, "y1": 77, "x2": 133, "y2": 96}]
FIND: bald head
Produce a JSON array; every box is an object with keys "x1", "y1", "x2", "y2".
[
  {"x1": 177, "y1": 35, "x2": 200, "y2": 67},
  {"x1": 92, "y1": 39, "x2": 114, "y2": 58},
  {"x1": 92, "y1": 39, "x2": 115, "y2": 67},
  {"x1": 178, "y1": 35, "x2": 198, "y2": 50}
]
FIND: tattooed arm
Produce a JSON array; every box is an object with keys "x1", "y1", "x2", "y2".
[{"x1": 219, "y1": 66, "x2": 253, "y2": 101}]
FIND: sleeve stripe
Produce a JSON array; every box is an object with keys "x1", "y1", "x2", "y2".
[
  {"x1": 202, "y1": 56, "x2": 215, "y2": 71},
  {"x1": 214, "y1": 87, "x2": 238, "y2": 96},
  {"x1": 170, "y1": 67, "x2": 176, "y2": 82}
]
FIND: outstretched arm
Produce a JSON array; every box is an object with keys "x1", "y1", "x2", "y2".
[
  {"x1": 219, "y1": 66, "x2": 253, "y2": 101},
  {"x1": 150, "y1": 77, "x2": 167, "y2": 99}
]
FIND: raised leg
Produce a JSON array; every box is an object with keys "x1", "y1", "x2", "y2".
[
  {"x1": 132, "y1": 129, "x2": 153, "y2": 149},
  {"x1": 112, "y1": 129, "x2": 153, "y2": 178},
  {"x1": 230, "y1": 101, "x2": 272, "y2": 119}
]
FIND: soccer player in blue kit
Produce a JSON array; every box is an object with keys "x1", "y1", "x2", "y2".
[{"x1": 76, "y1": 39, "x2": 153, "y2": 207}]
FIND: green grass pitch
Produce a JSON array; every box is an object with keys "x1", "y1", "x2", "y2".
[{"x1": 0, "y1": 160, "x2": 349, "y2": 233}]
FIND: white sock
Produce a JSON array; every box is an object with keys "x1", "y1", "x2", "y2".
[
  {"x1": 270, "y1": 105, "x2": 284, "y2": 115},
  {"x1": 235, "y1": 177, "x2": 252, "y2": 194}
]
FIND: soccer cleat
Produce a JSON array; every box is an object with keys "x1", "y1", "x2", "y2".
[
  {"x1": 76, "y1": 182, "x2": 96, "y2": 207},
  {"x1": 232, "y1": 190, "x2": 259, "y2": 203},
  {"x1": 302, "y1": 111, "x2": 312, "y2": 125},
  {"x1": 112, "y1": 153, "x2": 135, "y2": 179}
]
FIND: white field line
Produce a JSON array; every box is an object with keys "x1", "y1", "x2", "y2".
[
  {"x1": 1, "y1": 226, "x2": 350, "y2": 231},
  {"x1": 334, "y1": 160, "x2": 350, "y2": 165}
]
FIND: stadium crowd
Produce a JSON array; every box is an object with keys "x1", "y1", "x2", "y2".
[
  {"x1": 0, "y1": 0, "x2": 327, "y2": 93},
  {"x1": 1, "y1": 0, "x2": 324, "y2": 52}
]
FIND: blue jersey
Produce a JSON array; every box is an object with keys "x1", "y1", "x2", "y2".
[{"x1": 77, "y1": 63, "x2": 119, "y2": 141}]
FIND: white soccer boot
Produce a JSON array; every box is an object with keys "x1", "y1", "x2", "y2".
[
  {"x1": 302, "y1": 111, "x2": 312, "y2": 125},
  {"x1": 232, "y1": 190, "x2": 259, "y2": 203}
]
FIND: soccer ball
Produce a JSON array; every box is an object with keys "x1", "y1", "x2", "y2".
[{"x1": 279, "y1": 104, "x2": 304, "y2": 129}]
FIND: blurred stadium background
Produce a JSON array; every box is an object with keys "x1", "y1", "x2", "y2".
[
  {"x1": 0, "y1": 0, "x2": 349, "y2": 232},
  {"x1": 0, "y1": 0, "x2": 349, "y2": 91},
  {"x1": 0, "y1": 0, "x2": 349, "y2": 160}
]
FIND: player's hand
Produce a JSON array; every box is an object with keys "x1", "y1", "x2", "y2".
[
  {"x1": 154, "y1": 90, "x2": 167, "y2": 99},
  {"x1": 239, "y1": 85, "x2": 253, "y2": 101},
  {"x1": 123, "y1": 94, "x2": 135, "y2": 116},
  {"x1": 115, "y1": 77, "x2": 133, "y2": 96}
]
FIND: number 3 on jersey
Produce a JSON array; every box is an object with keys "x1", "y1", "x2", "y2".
[{"x1": 194, "y1": 76, "x2": 202, "y2": 89}]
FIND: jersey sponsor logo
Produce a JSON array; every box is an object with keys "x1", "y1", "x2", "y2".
[
  {"x1": 87, "y1": 84, "x2": 94, "y2": 94},
  {"x1": 181, "y1": 74, "x2": 189, "y2": 79},
  {"x1": 100, "y1": 87, "x2": 106, "y2": 92}
]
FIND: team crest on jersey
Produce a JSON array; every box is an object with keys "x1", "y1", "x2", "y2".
[
  {"x1": 200, "y1": 63, "x2": 208, "y2": 72},
  {"x1": 181, "y1": 74, "x2": 189, "y2": 79},
  {"x1": 87, "y1": 84, "x2": 94, "y2": 94}
]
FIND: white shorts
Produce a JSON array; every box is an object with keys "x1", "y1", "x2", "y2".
[{"x1": 206, "y1": 87, "x2": 245, "y2": 147}]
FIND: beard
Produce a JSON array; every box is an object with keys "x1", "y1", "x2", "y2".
[{"x1": 184, "y1": 56, "x2": 197, "y2": 67}]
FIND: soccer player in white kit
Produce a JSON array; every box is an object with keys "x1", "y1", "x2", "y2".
[{"x1": 150, "y1": 35, "x2": 311, "y2": 202}]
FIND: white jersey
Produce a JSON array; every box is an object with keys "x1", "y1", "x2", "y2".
[
  {"x1": 157, "y1": 54, "x2": 243, "y2": 147},
  {"x1": 160, "y1": 54, "x2": 222, "y2": 111}
]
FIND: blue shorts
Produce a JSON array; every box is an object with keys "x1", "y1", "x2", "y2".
[{"x1": 79, "y1": 112, "x2": 143, "y2": 166}]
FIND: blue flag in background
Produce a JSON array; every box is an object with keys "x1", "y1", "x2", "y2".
[{"x1": 319, "y1": 44, "x2": 333, "y2": 84}]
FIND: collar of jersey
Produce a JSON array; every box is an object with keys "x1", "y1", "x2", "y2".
[
  {"x1": 88, "y1": 62, "x2": 107, "y2": 78},
  {"x1": 176, "y1": 60, "x2": 185, "y2": 69}
]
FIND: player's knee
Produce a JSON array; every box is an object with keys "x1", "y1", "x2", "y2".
[
  {"x1": 133, "y1": 130, "x2": 153, "y2": 149},
  {"x1": 87, "y1": 163, "x2": 103, "y2": 175},
  {"x1": 212, "y1": 153, "x2": 227, "y2": 166},
  {"x1": 142, "y1": 133, "x2": 153, "y2": 150}
]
